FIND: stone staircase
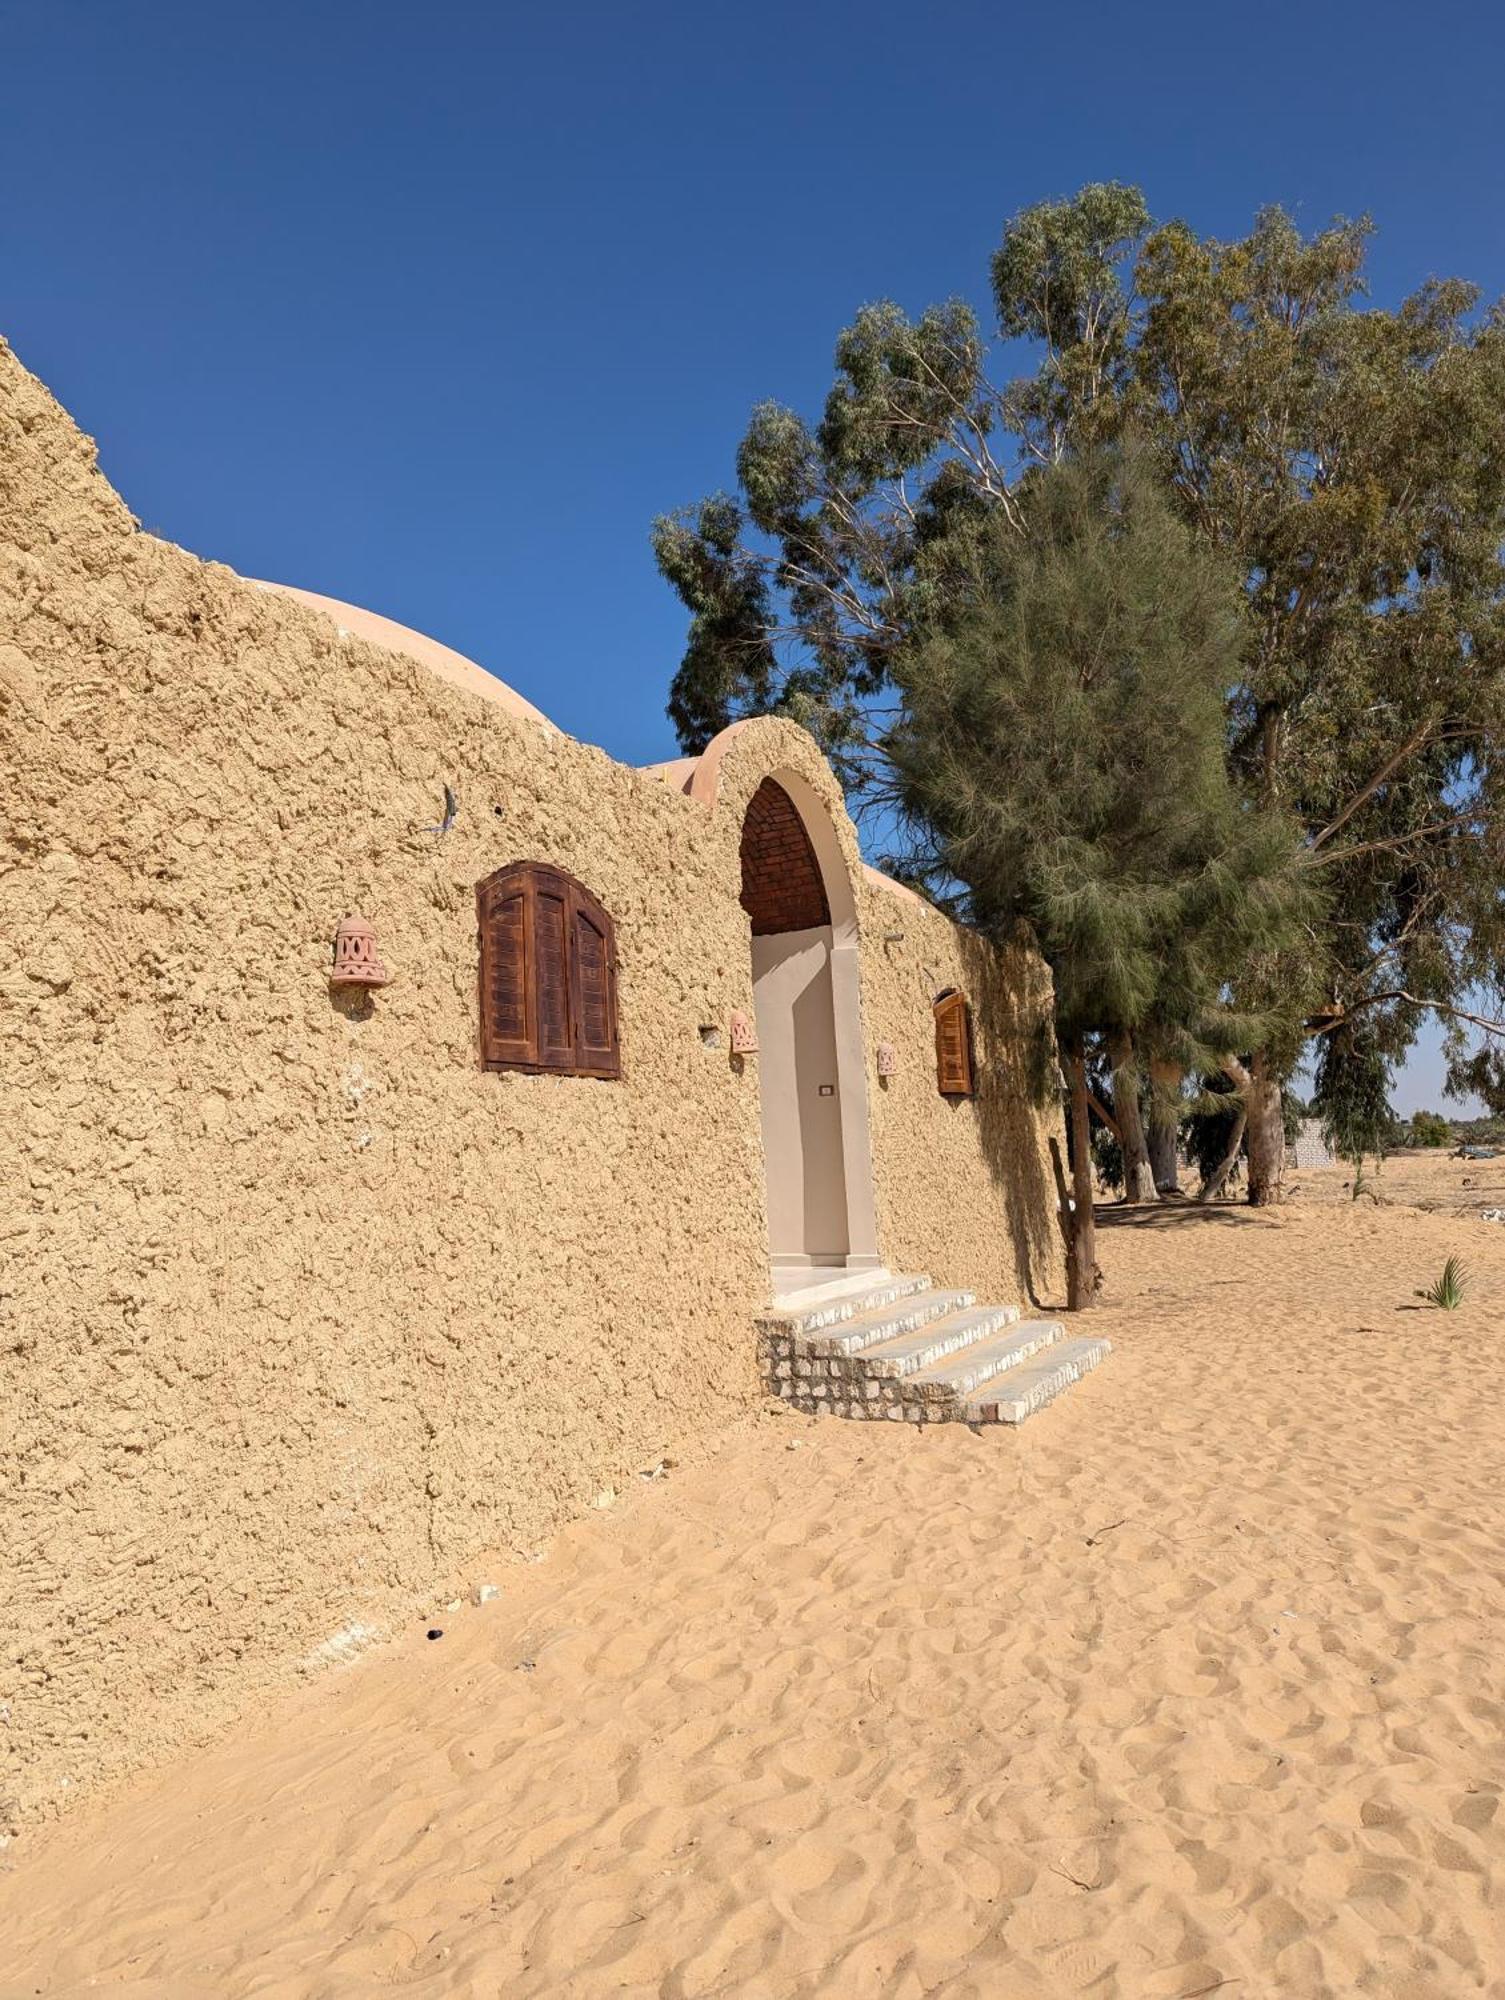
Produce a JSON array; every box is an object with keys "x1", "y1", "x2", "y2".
[{"x1": 756, "y1": 1271, "x2": 1110, "y2": 1426}]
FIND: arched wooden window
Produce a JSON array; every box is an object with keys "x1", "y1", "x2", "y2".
[
  {"x1": 933, "y1": 989, "x2": 975, "y2": 1098},
  {"x1": 476, "y1": 863, "x2": 621, "y2": 1079}
]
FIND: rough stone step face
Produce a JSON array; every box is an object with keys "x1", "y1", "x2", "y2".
[
  {"x1": 798, "y1": 1288, "x2": 976, "y2": 1362},
  {"x1": 961, "y1": 1335, "x2": 1112, "y2": 1425},
  {"x1": 904, "y1": 1317, "x2": 1063, "y2": 1404},
  {"x1": 758, "y1": 1273, "x2": 933, "y2": 1338},
  {"x1": 852, "y1": 1302, "x2": 1021, "y2": 1381}
]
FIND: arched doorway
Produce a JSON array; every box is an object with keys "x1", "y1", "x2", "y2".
[{"x1": 739, "y1": 772, "x2": 880, "y2": 1293}]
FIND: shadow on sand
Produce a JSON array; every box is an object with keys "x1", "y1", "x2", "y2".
[{"x1": 1094, "y1": 1198, "x2": 1263, "y2": 1231}]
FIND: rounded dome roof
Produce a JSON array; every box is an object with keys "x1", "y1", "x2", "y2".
[{"x1": 252, "y1": 581, "x2": 555, "y2": 731}]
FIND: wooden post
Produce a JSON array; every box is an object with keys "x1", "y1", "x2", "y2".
[{"x1": 1059, "y1": 1037, "x2": 1101, "y2": 1309}]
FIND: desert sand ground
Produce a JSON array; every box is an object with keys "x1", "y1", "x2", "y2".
[
  {"x1": 1289, "y1": 1145, "x2": 1505, "y2": 1221},
  {"x1": 4, "y1": 1191, "x2": 1505, "y2": 1999}
]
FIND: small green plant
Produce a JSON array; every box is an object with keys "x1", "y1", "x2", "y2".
[
  {"x1": 1350, "y1": 1156, "x2": 1368, "y2": 1201},
  {"x1": 1417, "y1": 1256, "x2": 1469, "y2": 1309}
]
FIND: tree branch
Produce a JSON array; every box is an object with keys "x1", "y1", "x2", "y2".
[
  {"x1": 1310, "y1": 717, "x2": 1437, "y2": 850},
  {"x1": 1306, "y1": 991, "x2": 1505, "y2": 1040},
  {"x1": 1311, "y1": 807, "x2": 1479, "y2": 869},
  {"x1": 1220, "y1": 1054, "x2": 1253, "y2": 1094},
  {"x1": 1087, "y1": 1089, "x2": 1122, "y2": 1142}
]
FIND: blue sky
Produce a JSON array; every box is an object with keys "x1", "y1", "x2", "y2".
[{"x1": 7, "y1": 0, "x2": 1503, "y2": 1111}]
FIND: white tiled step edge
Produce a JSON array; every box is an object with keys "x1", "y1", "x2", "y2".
[
  {"x1": 907, "y1": 1318, "x2": 1063, "y2": 1402},
  {"x1": 858, "y1": 1303, "x2": 1021, "y2": 1379},
  {"x1": 801, "y1": 1289, "x2": 977, "y2": 1361},
  {"x1": 963, "y1": 1335, "x2": 1113, "y2": 1425},
  {"x1": 761, "y1": 1274, "x2": 933, "y2": 1337}
]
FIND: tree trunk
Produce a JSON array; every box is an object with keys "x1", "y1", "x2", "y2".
[
  {"x1": 1147, "y1": 1055, "x2": 1183, "y2": 1193},
  {"x1": 1222, "y1": 1051, "x2": 1286, "y2": 1207},
  {"x1": 1061, "y1": 1038, "x2": 1100, "y2": 1309},
  {"x1": 1110, "y1": 1031, "x2": 1158, "y2": 1204},
  {"x1": 1244, "y1": 1050, "x2": 1285, "y2": 1207}
]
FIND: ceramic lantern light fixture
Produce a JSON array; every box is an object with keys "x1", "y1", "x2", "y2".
[
  {"x1": 730, "y1": 1009, "x2": 759, "y2": 1055},
  {"x1": 329, "y1": 913, "x2": 392, "y2": 990},
  {"x1": 876, "y1": 1042, "x2": 898, "y2": 1078}
]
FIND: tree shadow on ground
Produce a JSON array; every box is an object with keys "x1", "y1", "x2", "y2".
[{"x1": 1094, "y1": 1200, "x2": 1261, "y2": 1231}]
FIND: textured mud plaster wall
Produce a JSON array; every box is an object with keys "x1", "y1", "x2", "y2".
[
  {"x1": 861, "y1": 893, "x2": 1063, "y2": 1309},
  {"x1": 0, "y1": 344, "x2": 1062, "y2": 1827},
  {"x1": 0, "y1": 344, "x2": 776, "y2": 1825}
]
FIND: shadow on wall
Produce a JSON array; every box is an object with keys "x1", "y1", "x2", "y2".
[{"x1": 959, "y1": 928, "x2": 1063, "y2": 1309}]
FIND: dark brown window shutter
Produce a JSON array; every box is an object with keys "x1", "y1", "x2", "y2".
[
  {"x1": 531, "y1": 870, "x2": 575, "y2": 1070},
  {"x1": 567, "y1": 882, "x2": 621, "y2": 1077},
  {"x1": 934, "y1": 990, "x2": 975, "y2": 1097},
  {"x1": 477, "y1": 872, "x2": 535, "y2": 1069},
  {"x1": 476, "y1": 862, "x2": 621, "y2": 1080}
]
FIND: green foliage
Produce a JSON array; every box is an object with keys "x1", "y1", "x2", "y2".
[
  {"x1": 1444, "y1": 1047, "x2": 1505, "y2": 1119},
  {"x1": 1416, "y1": 1256, "x2": 1469, "y2": 1309},
  {"x1": 990, "y1": 183, "x2": 1150, "y2": 453},
  {"x1": 1313, "y1": 1024, "x2": 1400, "y2": 1164},
  {"x1": 883, "y1": 450, "x2": 1306, "y2": 1053},
  {"x1": 651, "y1": 293, "x2": 1009, "y2": 784},
  {"x1": 1410, "y1": 1110, "x2": 1452, "y2": 1147},
  {"x1": 1282, "y1": 1091, "x2": 1307, "y2": 1149},
  {"x1": 653, "y1": 495, "x2": 780, "y2": 755},
  {"x1": 1123, "y1": 211, "x2": 1505, "y2": 1083}
]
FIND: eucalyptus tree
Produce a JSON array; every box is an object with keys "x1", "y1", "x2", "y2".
[{"x1": 995, "y1": 195, "x2": 1505, "y2": 1199}]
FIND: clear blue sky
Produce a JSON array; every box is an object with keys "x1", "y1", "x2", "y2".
[{"x1": 7, "y1": 0, "x2": 1503, "y2": 1110}]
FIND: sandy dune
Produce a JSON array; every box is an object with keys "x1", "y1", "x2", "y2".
[{"x1": 5, "y1": 1198, "x2": 1505, "y2": 1997}]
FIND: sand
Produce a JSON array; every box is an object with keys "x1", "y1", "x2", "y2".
[
  {"x1": 1288, "y1": 1145, "x2": 1505, "y2": 1222},
  {"x1": 4, "y1": 1196, "x2": 1505, "y2": 1998}
]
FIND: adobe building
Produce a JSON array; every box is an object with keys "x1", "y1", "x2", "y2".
[{"x1": 1, "y1": 342, "x2": 1096, "y2": 1823}]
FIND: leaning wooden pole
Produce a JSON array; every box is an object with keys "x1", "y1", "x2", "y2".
[{"x1": 1059, "y1": 1038, "x2": 1101, "y2": 1309}]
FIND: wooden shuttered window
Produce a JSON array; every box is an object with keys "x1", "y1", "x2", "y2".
[
  {"x1": 933, "y1": 989, "x2": 975, "y2": 1098},
  {"x1": 477, "y1": 863, "x2": 621, "y2": 1079}
]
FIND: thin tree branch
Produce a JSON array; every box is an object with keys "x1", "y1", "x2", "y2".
[
  {"x1": 1311, "y1": 807, "x2": 1479, "y2": 869},
  {"x1": 1310, "y1": 718, "x2": 1437, "y2": 849},
  {"x1": 1306, "y1": 991, "x2": 1505, "y2": 1040}
]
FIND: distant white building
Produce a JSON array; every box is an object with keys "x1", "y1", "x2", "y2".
[{"x1": 1288, "y1": 1118, "x2": 1334, "y2": 1169}]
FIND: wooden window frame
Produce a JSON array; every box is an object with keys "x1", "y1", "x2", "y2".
[
  {"x1": 476, "y1": 862, "x2": 622, "y2": 1080},
  {"x1": 933, "y1": 988, "x2": 975, "y2": 1098}
]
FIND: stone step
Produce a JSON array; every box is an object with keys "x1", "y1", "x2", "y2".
[
  {"x1": 799, "y1": 1287, "x2": 977, "y2": 1362},
  {"x1": 905, "y1": 1317, "x2": 1064, "y2": 1404},
  {"x1": 961, "y1": 1335, "x2": 1112, "y2": 1425},
  {"x1": 852, "y1": 1302, "x2": 1021, "y2": 1381},
  {"x1": 758, "y1": 1273, "x2": 933, "y2": 1338}
]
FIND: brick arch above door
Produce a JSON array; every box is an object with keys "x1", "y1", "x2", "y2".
[{"x1": 739, "y1": 778, "x2": 832, "y2": 936}]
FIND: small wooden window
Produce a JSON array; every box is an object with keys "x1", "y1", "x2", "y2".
[
  {"x1": 477, "y1": 863, "x2": 621, "y2": 1079},
  {"x1": 934, "y1": 989, "x2": 975, "y2": 1098}
]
